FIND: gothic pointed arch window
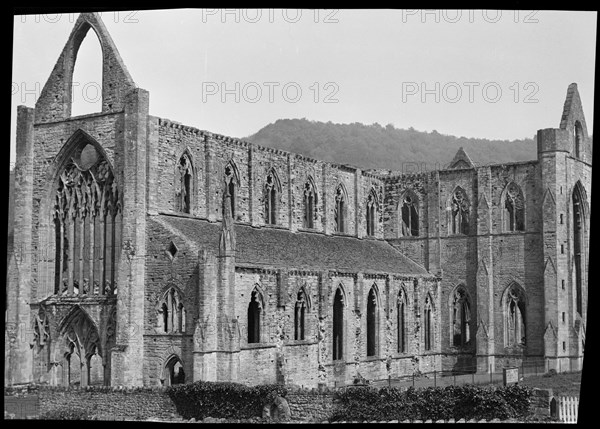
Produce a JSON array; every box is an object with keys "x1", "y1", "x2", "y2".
[
  {"x1": 224, "y1": 161, "x2": 240, "y2": 219},
  {"x1": 303, "y1": 179, "x2": 317, "y2": 229},
  {"x1": 333, "y1": 287, "x2": 345, "y2": 360},
  {"x1": 504, "y1": 182, "x2": 525, "y2": 232},
  {"x1": 451, "y1": 286, "x2": 471, "y2": 347},
  {"x1": 366, "y1": 189, "x2": 378, "y2": 237},
  {"x1": 52, "y1": 139, "x2": 121, "y2": 297},
  {"x1": 399, "y1": 191, "x2": 419, "y2": 237},
  {"x1": 449, "y1": 187, "x2": 470, "y2": 235},
  {"x1": 157, "y1": 287, "x2": 186, "y2": 334},
  {"x1": 572, "y1": 182, "x2": 587, "y2": 316},
  {"x1": 248, "y1": 287, "x2": 264, "y2": 343},
  {"x1": 294, "y1": 288, "x2": 309, "y2": 340},
  {"x1": 574, "y1": 121, "x2": 584, "y2": 159},
  {"x1": 397, "y1": 288, "x2": 407, "y2": 353},
  {"x1": 366, "y1": 286, "x2": 379, "y2": 356},
  {"x1": 503, "y1": 283, "x2": 526, "y2": 348},
  {"x1": 423, "y1": 294, "x2": 434, "y2": 351},
  {"x1": 178, "y1": 152, "x2": 194, "y2": 214},
  {"x1": 59, "y1": 306, "x2": 102, "y2": 387},
  {"x1": 334, "y1": 184, "x2": 347, "y2": 233},
  {"x1": 265, "y1": 170, "x2": 280, "y2": 225}
]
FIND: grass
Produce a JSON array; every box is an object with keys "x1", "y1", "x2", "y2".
[{"x1": 518, "y1": 371, "x2": 582, "y2": 397}]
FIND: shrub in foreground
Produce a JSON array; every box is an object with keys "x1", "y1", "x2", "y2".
[
  {"x1": 330, "y1": 384, "x2": 532, "y2": 422},
  {"x1": 166, "y1": 381, "x2": 287, "y2": 420}
]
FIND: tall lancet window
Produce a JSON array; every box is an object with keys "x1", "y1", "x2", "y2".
[
  {"x1": 504, "y1": 183, "x2": 525, "y2": 232},
  {"x1": 450, "y1": 188, "x2": 470, "y2": 235},
  {"x1": 366, "y1": 190, "x2": 377, "y2": 237},
  {"x1": 397, "y1": 289, "x2": 407, "y2": 353},
  {"x1": 178, "y1": 152, "x2": 193, "y2": 214},
  {"x1": 53, "y1": 143, "x2": 121, "y2": 297},
  {"x1": 294, "y1": 288, "x2": 308, "y2": 340},
  {"x1": 452, "y1": 286, "x2": 471, "y2": 347},
  {"x1": 264, "y1": 171, "x2": 279, "y2": 225},
  {"x1": 248, "y1": 288, "x2": 263, "y2": 343},
  {"x1": 574, "y1": 121, "x2": 583, "y2": 159},
  {"x1": 333, "y1": 287, "x2": 345, "y2": 360},
  {"x1": 504, "y1": 284, "x2": 526, "y2": 347},
  {"x1": 423, "y1": 294, "x2": 433, "y2": 351},
  {"x1": 366, "y1": 287, "x2": 378, "y2": 356},
  {"x1": 400, "y1": 191, "x2": 419, "y2": 237},
  {"x1": 303, "y1": 180, "x2": 317, "y2": 229},
  {"x1": 334, "y1": 185, "x2": 347, "y2": 233},
  {"x1": 224, "y1": 162, "x2": 239, "y2": 218},
  {"x1": 573, "y1": 183, "x2": 586, "y2": 316}
]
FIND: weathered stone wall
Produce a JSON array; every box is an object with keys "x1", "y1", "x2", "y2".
[
  {"x1": 6, "y1": 386, "x2": 178, "y2": 420},
  {"x1": 383, "y1": 161, "x2": 550, "y2": 373},
  {"x1": 153, "y1": 119, "x2": 385, "y2": 237},
  {"x1": 143, "y1": 217, "x2": 200, "y2": 386},
  {"x1": 285, "y1": 388, "x2": 337, "y2": 422},
  {"x1": 4, "y1": 385, "x2": 554, "y2": 422}
]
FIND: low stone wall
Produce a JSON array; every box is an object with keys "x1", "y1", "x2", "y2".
[
  {"x1": 5, "y1": 385, "x2": 180, "y2": 421},
  {"x1": 531, "y1": 388, "x2": 554, "y2": 418},
  {"x1": 4, "y1": 384, "x2": 555, "y2": 422},
  {"x1": 285, "y1": 387, "x2": 338, "y2": 422}
]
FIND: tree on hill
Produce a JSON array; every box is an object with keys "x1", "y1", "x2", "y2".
[{"x1": 244, "y1": 119, "x2": 541, "y2": 170}]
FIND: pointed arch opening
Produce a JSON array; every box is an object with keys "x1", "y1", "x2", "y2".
[
  {"x1": 59, "y1": 306, "x2": 102, "y2": 387},
  {"x1": 574, "y1": 121, "x2": 584, "y2": 159},
  {"x1": 334, "y1": 184, "x2": 348, "y2": 233},
  {"x1": 248, "y1": 286, "x2": 264, "y2": 343},
  {"x1": 397, "y1": 288, "x2": 407, "y2": 353},
  {"x1": 177, "y1": 151, "x2": 194, "y2": 214},
  {"x1": 224, "y1": 160, "x2": 240, "y2": 219},
  {"x1": 399, "y1": 190, "x2": 419, "y2": 237},
  {"x1": 366, "y1": 286, "x2": 379, "y2": 356},
  {"x1": 366, "y1": 189, "x2": 378, "y2": 237},
  {"x1": 449, "y1": 187, "x2": 470, "y2": 235},
  {"x1": 50, "y1": 133, "x2": 121, "y2": 298},
  {"x1": 423, "y1": 293, "x2": 434, "y2": 351},
  {"x1": 157, "y1": 287, "x2": 186, "y2": 334},
  {"x1": 503, "y1": 182, "x2": 525, "y2": 232},
  {"x1": 303, "y1": 177, "x2": 318, "y2": 229},
  {"x1": 164, "y1": 355, "x2": 185, "y2": 386},
  {"x1": 332, "y1": 286, "x2": 345, "y2": 360},
  {"x1": 572, "y1": 182, "x2": 587, "y2": 316},
  {"x1": 70, "y1": 24, "x2": 103, "y2": 117},
  {"x1": 503, "y1": 283, "x2": 526, "y2": 348},
  {"x1": 451, "y1": 285, "x2": 472, "y2": 347},
  {"x1": 294, "y1": 286, "x2": 310, "y2": 340},
  {"x1": 264, "y1": 169, "x2": 281, "y2": 225}
]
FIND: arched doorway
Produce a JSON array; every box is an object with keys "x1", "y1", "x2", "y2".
[{"x1": 164, "y1": 356, "x2": 185, "y2": 386}]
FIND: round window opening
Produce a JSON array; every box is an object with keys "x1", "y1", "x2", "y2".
[{"x1": 79, "y1": 144, "x2": 99, "y2": 170}]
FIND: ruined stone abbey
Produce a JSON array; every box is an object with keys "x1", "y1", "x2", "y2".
[{"x1": 5, "y1": 13, "x2": 590, "y2": 388}]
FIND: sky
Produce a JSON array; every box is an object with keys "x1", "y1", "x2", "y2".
[{"x1": 10, "y1": 9, "x2": 597, "y2": 168}]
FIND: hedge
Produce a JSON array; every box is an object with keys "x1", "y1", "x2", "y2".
[
  {"x1": 166, "y1": 381, "x2": 287, "y2": 420},
  {"x1": 330, "y1": 384, "x2": 533, "y2": 422},
  {"x1": 39, "y1": 408, "x2": 93, "y2": 420}
]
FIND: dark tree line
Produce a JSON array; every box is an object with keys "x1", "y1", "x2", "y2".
[{"x1": 244, "y1": 118, "x2": 541, "y2": 170}]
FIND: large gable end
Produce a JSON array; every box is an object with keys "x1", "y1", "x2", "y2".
[{"x1": 34, "y1": 12, "x2": 136, "y2": 123}]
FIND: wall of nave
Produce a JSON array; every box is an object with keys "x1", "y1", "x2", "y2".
[{"x1": 151, "y1": 119, "x2": 386, "y2": 239}]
